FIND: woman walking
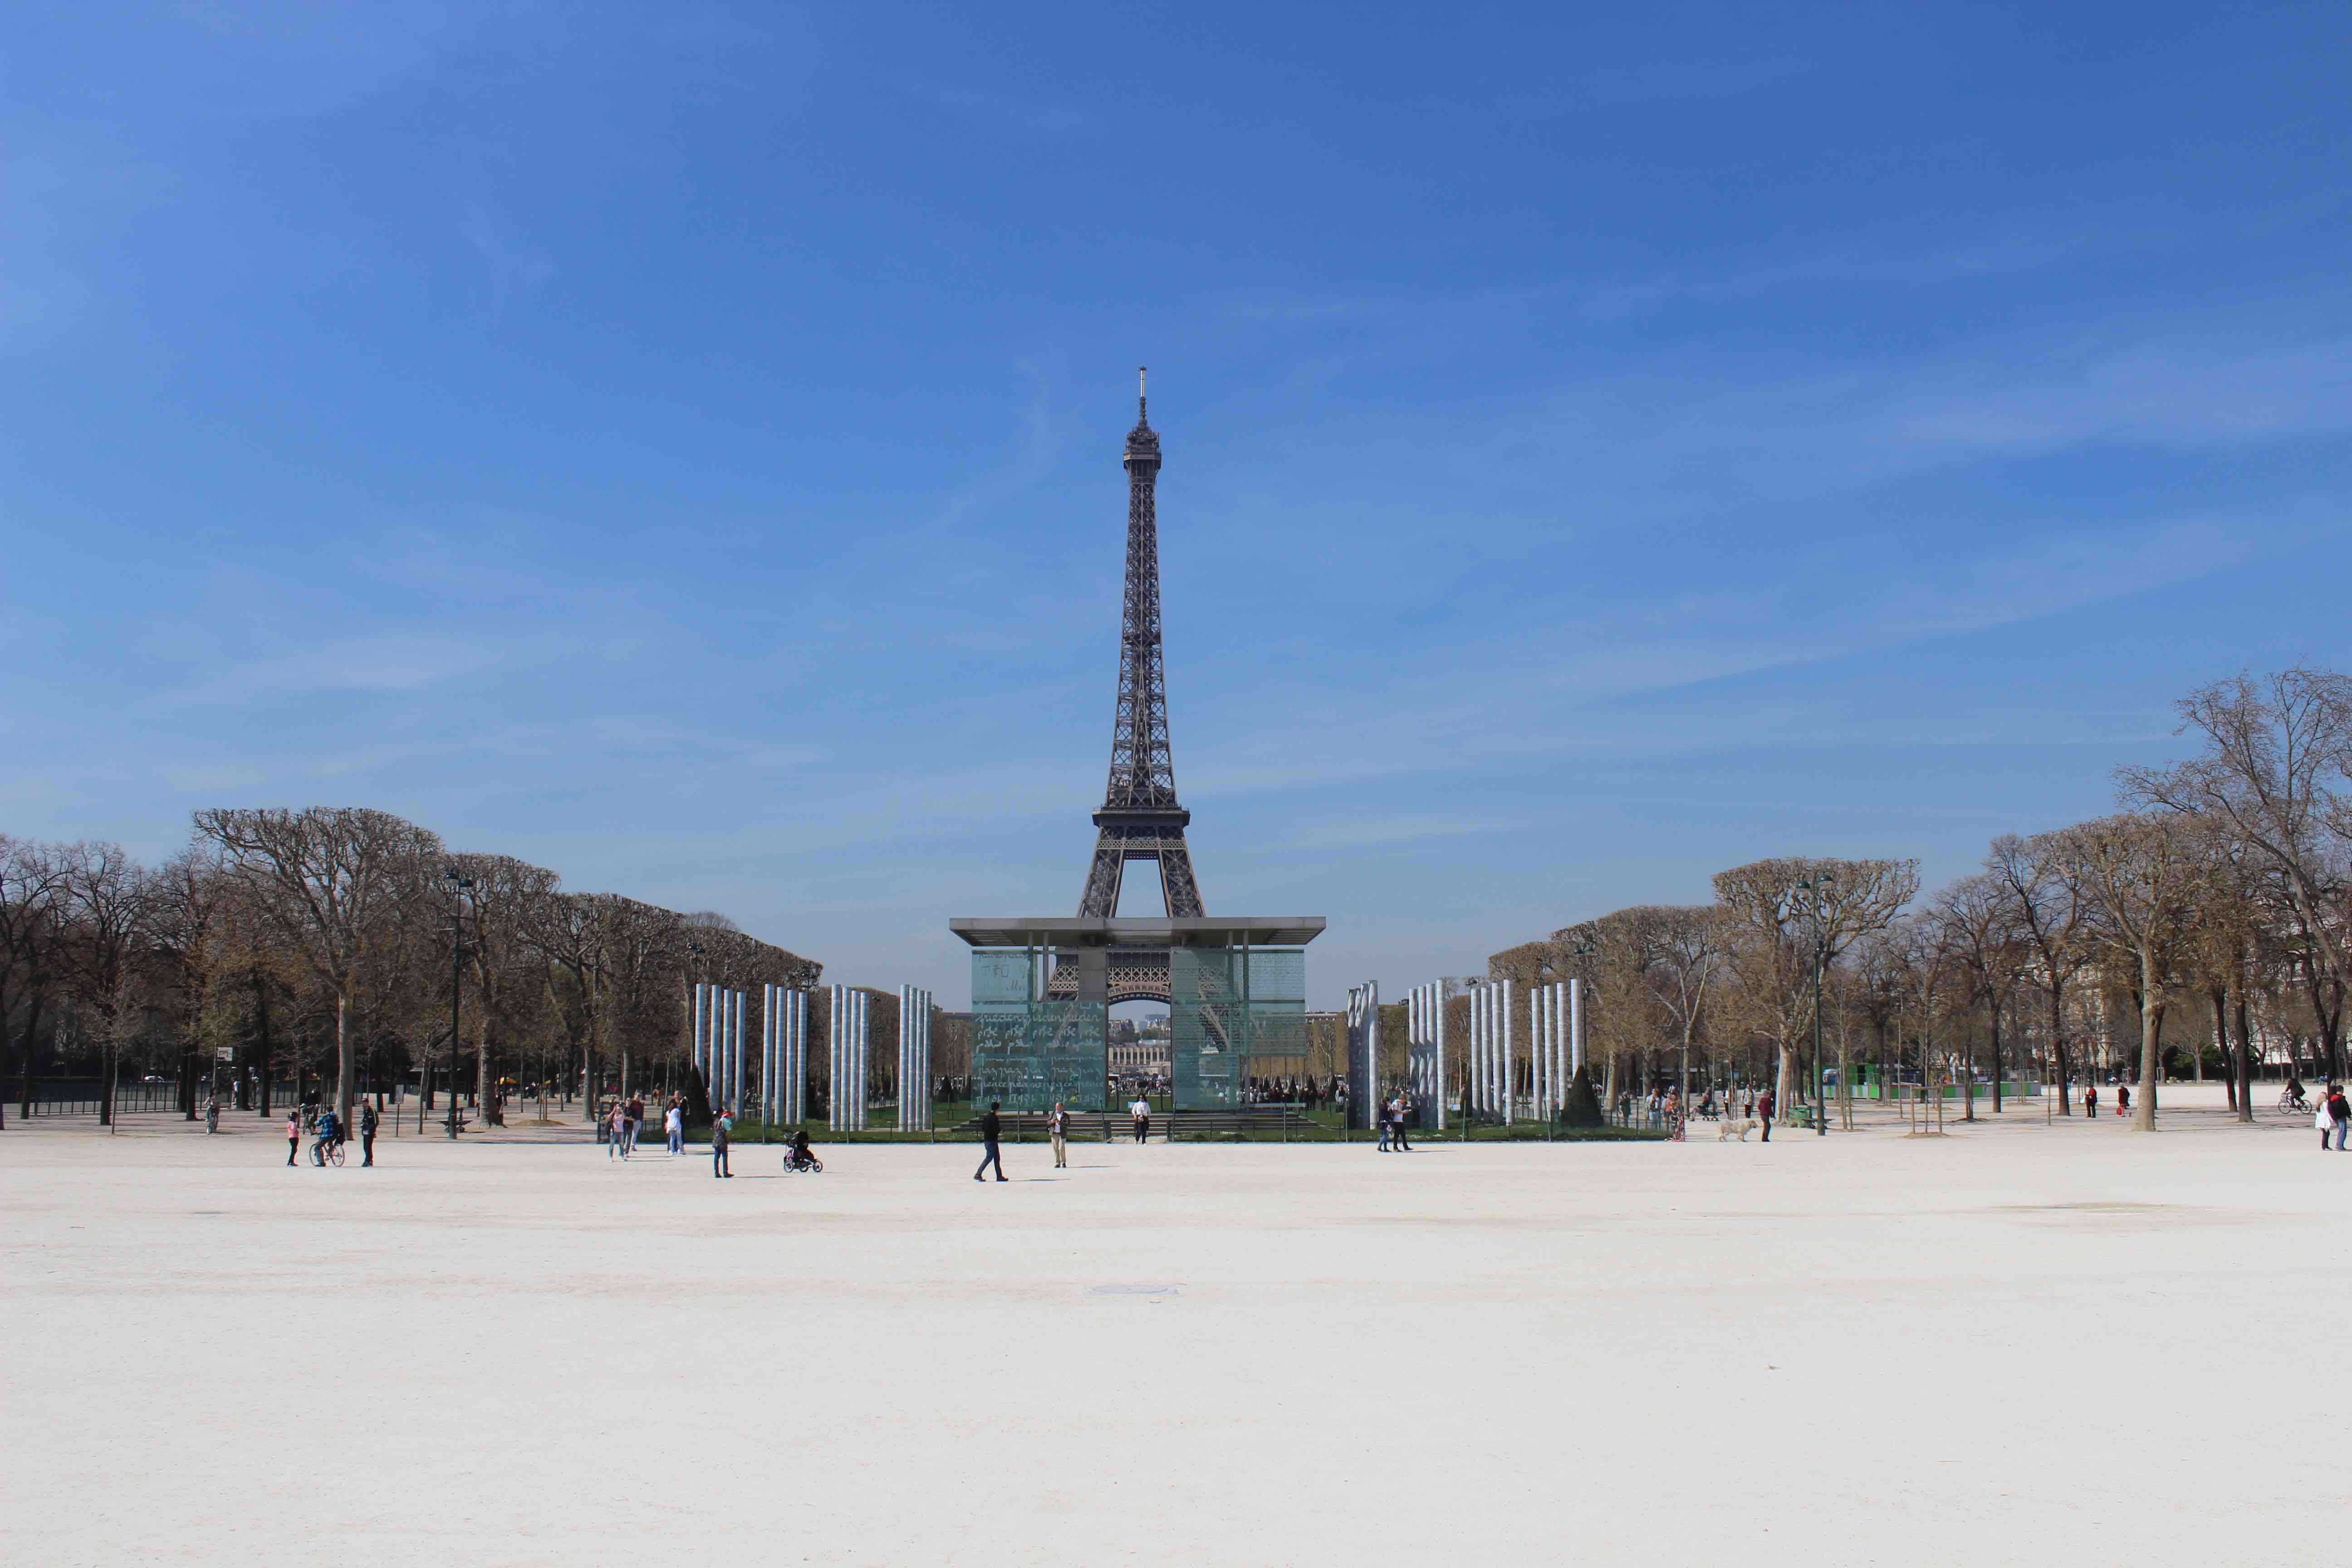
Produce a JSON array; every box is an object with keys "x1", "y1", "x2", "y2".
[{"x1": 664, "y1": 1097, "x2": 684, "y2": 1156}]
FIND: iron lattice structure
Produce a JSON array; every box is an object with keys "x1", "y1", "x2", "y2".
[{"x1": 1078, "y1": 372, "x2": 1205, "y2": 920}]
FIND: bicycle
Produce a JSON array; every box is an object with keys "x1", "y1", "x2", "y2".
[
  {"x1": 311, "y1": 1137, "x2": 346, "y2": 1167},
  {"x1": 2279, "y1": 1088, "x2": 2310, "y2": 1115}
]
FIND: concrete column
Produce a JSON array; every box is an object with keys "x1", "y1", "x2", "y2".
[
  {"x1": 855, "y1": 990, "x2": 870, "y2": 1132},
  {"x1": 692, "y1": 983, "x2": 706, "y2": 1093},
  {"x1": 1554, "y1": 984, "x2": 1569, "y2": 1106},
  {"x1": 1500, "y1": 981, "x2": 1515, "y2": 1123},
  {"x1": 729, "y1": 990, "x2": 743, "y2": 1116},
  {"x1": 827, "y1": 985, "x2": 841, "y2": 1132},
  {"x1": 1422, "y1": 984, "x2": 1441, "y2": 1129},
  {"x1": 1483, "y1": 985, "x2": 1496, "y2": 1116},
  {"x1": 1471, "y1": 985, "x2": 1486, "y2": 1116}
]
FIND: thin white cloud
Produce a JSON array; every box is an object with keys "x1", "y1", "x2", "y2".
[{"x1": 178, "y1": 637, "x2": 495, "y2": 702}]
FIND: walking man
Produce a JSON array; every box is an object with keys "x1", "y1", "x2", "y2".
[
  {"x1": 711, "y1": 1106, "x2": 732, "y2": 1178},
  {"x1": 1758, "y1": 1087, "x2": 1775, "y2": 1142},
  {"x1": 1392, "y1": 1093, "x2": 1412, "y2": 1152},
  {"x1": 1129, "y1": 1094, "x2": 1150, "y2": 1145},
  {"x1": 974, "y1": 1101, "x2": 1008, "y2": 1182},
  {"x1": 2326, "y1": 1083, "x2": 2350, "y2": 1151},
  {"x1": 1049, "y1": 1100, "x2": 1068, "y2": 1170},
  {"x1": 358, "y1": 1100, "x2": 378, "y2": 1167},
  {"x1": 624, "y1": 1093, "x2": 644, "y2": 1156}
]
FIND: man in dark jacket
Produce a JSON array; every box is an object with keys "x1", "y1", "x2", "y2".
[
  {"x1": 711, "y1": 1109, "x2": 732, "y2": 1178},
  {"x1": 973, "y1": 1101, "x2": 1007, "y2": 1182},
  {"x1": 358, "y1": 1101, "x2": 378, "y2": 1166}
]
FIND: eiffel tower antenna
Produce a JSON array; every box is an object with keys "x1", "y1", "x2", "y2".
[{"x1": 1078, "y1": 374, "x2": 1204, "y2": 918}]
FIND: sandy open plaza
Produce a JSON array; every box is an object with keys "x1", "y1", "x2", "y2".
[{"x1": 6, "y1": 1089, "x2": 2341, "y2": 1567}]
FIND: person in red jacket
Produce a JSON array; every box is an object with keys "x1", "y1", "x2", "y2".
[{"x1": 1758, "y1": 1088, "x2": 1775, "y2": 1142}]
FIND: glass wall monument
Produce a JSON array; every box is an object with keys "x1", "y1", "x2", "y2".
[{"x1": 950, "y1": 918, "x2": 1323, "y2": 1112}]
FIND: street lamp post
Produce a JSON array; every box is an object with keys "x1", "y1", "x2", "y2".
[{"x1": 443, "y1": 868, "x2": 473, "y2": 1140}]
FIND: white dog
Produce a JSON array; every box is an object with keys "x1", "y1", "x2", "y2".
[{"x1": 1717, "y1": 1117, "x2": 1756, "y2": 1142}]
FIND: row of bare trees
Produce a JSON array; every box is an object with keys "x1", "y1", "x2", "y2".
[
  {"x1": 1485, "y1": 668, "x2": 2352, "y2": 1132},
  {"x1": 0, "y1": 807, "x2": 821, "y2": 1131}
]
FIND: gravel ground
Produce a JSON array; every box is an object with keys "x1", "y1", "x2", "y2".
[{"x1": 5, "y1": 1084, "x2": 2342, "y2": 1566}]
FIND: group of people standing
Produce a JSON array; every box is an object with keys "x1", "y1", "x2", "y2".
[
  {"x1": 1373, "y1": 1093, "x2": 1415, "y2": 1151},
  {"x1": 2082, "y1": 1083, "x2": 2133, "y2": 1117},
  {"x1": 282, "y1": 1101, "x2": 378, "y2": 1166},
  {"x1": 601, "y1": 1093, "x2": 692, "y2": 1162},
  {"x1": 2314, "y1": 1083, "x2": 2351, "y2": 1150}
]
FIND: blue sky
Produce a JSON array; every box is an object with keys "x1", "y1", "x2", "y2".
[{"x1": 3, "y1": 2, "x2": 2346, "y2": 1005}]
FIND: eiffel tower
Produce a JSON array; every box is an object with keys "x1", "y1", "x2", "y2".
[{"x1": 1077, "y1": 368, "x2": 1205, "y2": 920}]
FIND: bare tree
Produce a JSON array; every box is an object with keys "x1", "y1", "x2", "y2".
[
  {"x1": 1986, "y1": 832, "x2": 2096, "y2": 1115},
  {"x1": 2056, "y1": 812, "x2": 2212, "y2": 1131},
  {"x1": 2122, "y1": 668, "x2": 2352, "y2": 1078},
  {"x1": 1711, "y1": 857, "x2": 1920, "y2": 1113},
  {"x1": 0, "y1": 837, "x2": 72, "y2": 1126},
  {"x1": 56, "y1": 843, "x2": 158, "y2": 1127},
  {"x1": 192, "y1": 808, "x2": 443, "y2": 1130},
  {"x1": 1624, "y1": 906, "x2": 1725, "y2": 1110},
  {"x1": 1934, "y1": 872, "x2": 2030, "y2": 1120},
  {"x1": 449, "y1": 853, "x2": 562, "y2": 1127}
]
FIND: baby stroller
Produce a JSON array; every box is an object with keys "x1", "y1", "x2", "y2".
[{"x1": 783, "y1": 1133, "x2": 823, "y2": 1174}]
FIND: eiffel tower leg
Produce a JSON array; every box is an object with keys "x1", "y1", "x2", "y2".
[
  {"x1": 1079, "y1": 831, "x2": 1128, "y2": 919},
  {"x1": 1158, "y1": 838, "x2": 1204, "y2": 919}
]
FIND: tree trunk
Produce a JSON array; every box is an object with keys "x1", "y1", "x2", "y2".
[
  {"x1": 2134, "y1": 950, "x2": 2162, "y2": 1132},
  {"x1": 1774, "y1": 1039, "x2": 1794, "y2": 1115},
  {"x1": 1989, "y1": 992, "x2": 2003, "y2": 1115},
  {"x1": 1961, "y1": 1021, "x2": 1977, "y2": 1122},
  {"x1": 12, "y1": 991, "x2": 46, "y2": 1122},
  {"x1": 254, "y1": 977, "x2": 272, "y2": 1117},
  {"x1": 2210, "y1": 987, "x2": 2232, "y2": 1111},
  {"x1": 2048, "y1": 983, "x2": 2071, "y2": 1114},
  {"x1": 476, "y1": 1024, "x2": 492, "y2": 1127},
  {"x1": 2234, "y1": 987, "x2": 2254, "y2": 1124},
  {"x1": 335, "y1": 991, "x2": 355, "y2": 1131}
]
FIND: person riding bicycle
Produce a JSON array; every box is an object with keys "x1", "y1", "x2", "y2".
[
  {"x1": 2285, "y1": 1076, "x2": 2309, "y2": 1111},
  {"x1": 311, "y1": 1108, "x2": 343, "y2": 1164},
  {"x1": 785, "y1": 1129, "x2": 822, "y2": 1172}
]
